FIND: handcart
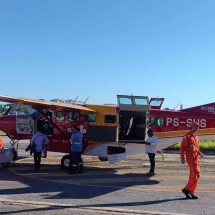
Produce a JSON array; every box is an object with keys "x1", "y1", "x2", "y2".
[{"x1": 0, "y1": 142, "x2": 17, "y2": 167}]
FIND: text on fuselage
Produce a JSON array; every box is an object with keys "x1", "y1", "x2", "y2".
[{"x1": 166, "y1": 118, "x2": 206, "y2": 127}]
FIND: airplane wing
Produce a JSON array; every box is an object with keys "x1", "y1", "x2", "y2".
[{"x1": 0, "y1": 95, "x2": 95, "y2": 113}]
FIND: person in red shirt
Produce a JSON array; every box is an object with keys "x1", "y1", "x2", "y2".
[{"x1": 180, "y1": 122, "x2": 204, "y2": 199}]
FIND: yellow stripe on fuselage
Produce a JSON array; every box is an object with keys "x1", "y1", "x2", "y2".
[{"x1": 155, "y1": 128, "x2": 215, "y2": 138}]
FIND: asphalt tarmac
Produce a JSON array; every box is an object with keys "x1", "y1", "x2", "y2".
[{"x1": 0, "y1": 137, "x2": 215, "y2": 215}]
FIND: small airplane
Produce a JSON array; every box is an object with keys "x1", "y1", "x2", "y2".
[{"x1": 0, "y1": 94, "x2": 214, "y2": 167}]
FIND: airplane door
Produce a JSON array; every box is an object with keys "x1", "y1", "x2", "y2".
[
  {"x1": 16, "y1": 109, "x2": 34, "y2": 135},
  {"x1": 117, "y1": 95, "x2": 150, "y2": 142},
  {"x1": 149, "y1": 98, "x2": 164, "y2": 110}
]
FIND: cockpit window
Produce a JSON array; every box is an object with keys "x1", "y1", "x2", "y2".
[{"x1": 68, "y1": 112, "x2": 79, "y2": 121}]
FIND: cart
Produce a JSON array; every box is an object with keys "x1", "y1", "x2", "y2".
[{"x1": 0, "y1": 148, "x2": 17, "y2": 167}]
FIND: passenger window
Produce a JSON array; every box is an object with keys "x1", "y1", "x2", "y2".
[
  {"x1": 87, "y1": 113, "x2": 96, "y2": 122},
  {"x1": 46, "y1": 111, "x2": 53, "y2": 120},
  {"x1": 104, "y1": 115, "x2": 116, "y2": 123},
  {"x1": 68, "y1": 112, "x2": 79, "y2": 121},
  {"x1": 150, "y1": 117, "x2": 164, "y2": 126},
  {"x1": 56, "y1": 112, "x2": 64, "y2": 121}
]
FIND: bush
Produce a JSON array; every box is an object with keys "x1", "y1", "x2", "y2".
[{"x1": 167, "y1": 139, "x2": 215, "y2": 151}]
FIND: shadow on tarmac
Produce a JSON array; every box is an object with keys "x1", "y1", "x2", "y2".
[
  {"x1": 0, "y1": 166, "x2": 185, "y2": 215},
  {"x1": 0, "y1": 198, "x2": 187, "y2": 215},
  {"x1": 0, "y1": 161, "x2": 160, "y2": 200},
  {"x1": 79, "y1": 197, "x2": 187, "y2": 208}
]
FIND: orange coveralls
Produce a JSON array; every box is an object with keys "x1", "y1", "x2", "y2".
[
  {"x1": 180, "y1": 131, "x2": 203, "y2": 194},
  {"x1": 0, "y1": 136, "x2": 4, "y2": 151}
]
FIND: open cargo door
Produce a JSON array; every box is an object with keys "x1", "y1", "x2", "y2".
[{"x1": 117, "y1": 95, "x2": 150, "y2": 143}]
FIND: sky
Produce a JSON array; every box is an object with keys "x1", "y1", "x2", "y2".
[{"x1": 0, "y1": 0, "x2": 215, "y2": 109}]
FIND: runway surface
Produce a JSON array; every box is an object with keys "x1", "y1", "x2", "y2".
[{"x1": 0, "y1": 137, "x2": 215, "y2": 215}]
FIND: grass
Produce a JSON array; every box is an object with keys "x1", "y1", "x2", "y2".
[
  {"x1": 167, "y1": 139, "x2": 215, "y2": 151},
  {"x1": 0, "y1": 130, "x2": 5, "y2": 136}
]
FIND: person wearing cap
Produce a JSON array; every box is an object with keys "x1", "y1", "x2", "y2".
[
  {"x1": 69, "y1": 125, "x2": 83, "y2": 174},
  {"x1": 180, "y1": 122, "x2": 204, "y2": 199},
  {"x1": 144, "y1": 129, "x2": 158, "y2": 175}
]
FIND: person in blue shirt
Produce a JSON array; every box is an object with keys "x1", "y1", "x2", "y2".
[
  {"x1": 31, "y1": 126, "x2": 49, "y2": 170},
  {"x1": 69, "y1": 125, "x2": 83, "y2": 174}
]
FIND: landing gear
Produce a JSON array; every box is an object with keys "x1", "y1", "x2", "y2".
[
  {"x1": 61, "y1": 155, "x2": 70, "y2": 169},
  {"x1": 10, "y1": 140, "x2": 18, "y2": 163}
]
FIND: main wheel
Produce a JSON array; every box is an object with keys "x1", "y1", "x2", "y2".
[
  {"x1": 98, "y1": 156, "x2": 108, "y2": 161},
  {"x1": 61, "y1": 155, "x2": 70, "y2": 169}
]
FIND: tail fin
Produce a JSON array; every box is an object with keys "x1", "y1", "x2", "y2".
[{"x1": 182, "y1": 102, "x2": 215, "y2": 114}]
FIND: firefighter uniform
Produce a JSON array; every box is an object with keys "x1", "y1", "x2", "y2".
[
  {"x1": 0, "y1": 136, "x2": 4, "y2": 152},
  {"x1": 180, "y1": 122, "x2": 204, "y2": 199}
]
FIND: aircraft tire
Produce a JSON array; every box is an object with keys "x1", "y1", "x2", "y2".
[
  {"x1": 98, "y1": 156, "x2": 108, "y2": 162},
  {"x1": 61, "y1": 155, "x2": 70, "y2": 169}
]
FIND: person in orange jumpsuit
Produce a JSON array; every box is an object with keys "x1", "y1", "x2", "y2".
[
  {"x1": 180, "y1": 122, "x2": 204, "y2": 199},
  {"x1": 0, "y1": 136, "x2": 4, "y2": 152}
]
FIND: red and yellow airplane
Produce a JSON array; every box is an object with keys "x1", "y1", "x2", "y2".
[{"x1": 0, "y1": 94, "x2": 215, "y2": 167}]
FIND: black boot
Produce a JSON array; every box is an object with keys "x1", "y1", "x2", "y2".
[
  {"x1": 190, "y1": 194, "x2": 198, "y2": 199},
  {"x1": 69, "y1": 165, "x2": 78, "y2": 174},
  {"x1": 76, "y1": 163, "x2": 83, "y2": 174},
  {"x1": 182, "y1": 188, "x2": 191, "y2": 199}
]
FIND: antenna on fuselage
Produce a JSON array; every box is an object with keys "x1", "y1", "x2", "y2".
[
  {"x1": 174, "y1": 102, "x2": 181, "y2": 110},
  {"x1": 83, "y1": 97, "x2": 89, "y2": 104},
  {"x1": 72, "y1": 96, "x2": 78, "y2": 104}
]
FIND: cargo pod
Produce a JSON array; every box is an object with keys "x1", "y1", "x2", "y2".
[{"x1": 117, "y1": 95, "x2": 150, "y2": 143}]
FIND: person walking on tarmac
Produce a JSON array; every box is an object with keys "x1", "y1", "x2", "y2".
[
  {"x1": 180, "y1": 122, "x2": 204, "y2": 199},
  {"x1": 69, "y1": 125, "x2": 83, "y2": 174},
  {"x1": 144, "y1": 128, "x2": 158, "y2": 176},
  {"x1": 31, "y1": 126, "x2": 49, "y2": 171}
]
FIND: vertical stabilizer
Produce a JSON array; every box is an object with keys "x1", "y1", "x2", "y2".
[{"x1": 182, "y1": 102, "x2": 215, "y2": 114}]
